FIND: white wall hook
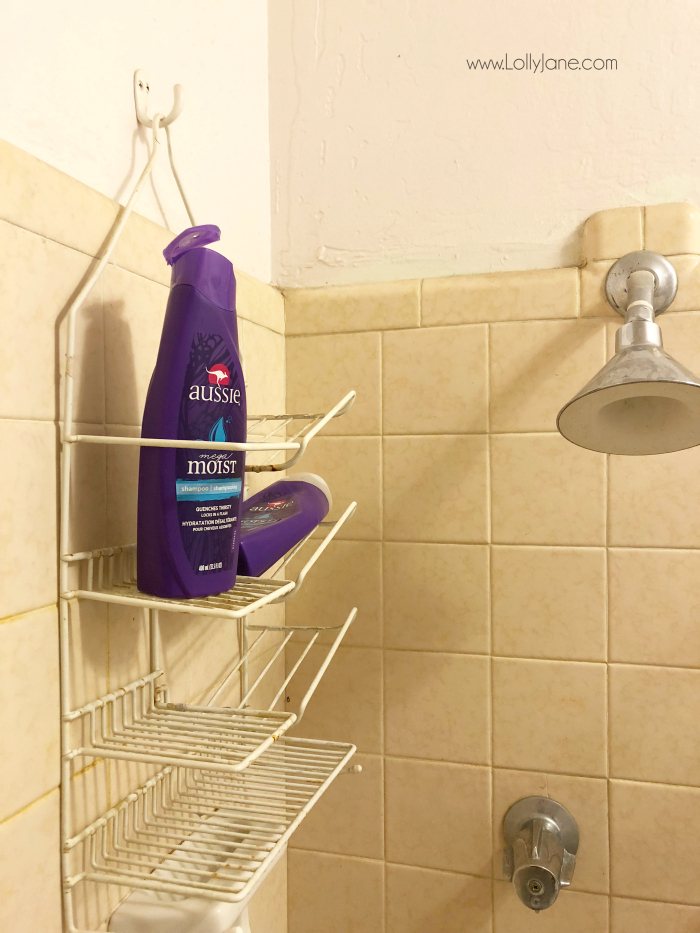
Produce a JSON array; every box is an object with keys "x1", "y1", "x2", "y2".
[{"x1": 133, "y1": 68, "x2": 184, "y2": 128}]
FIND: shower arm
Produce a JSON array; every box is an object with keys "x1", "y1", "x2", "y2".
[
  {"x1": 616, "y1": 269, "x2": 663, "y2": 352},
  {"x1": 604, "y1": 251, "x2": 678, "y2": 354},
  {"x1": 624, "y1": 269, "x2": 656, "y2": 321}
]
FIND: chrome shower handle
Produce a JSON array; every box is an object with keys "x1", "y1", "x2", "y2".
[{"x1": 502, "y1": 796, "x2": 579, "y2": 913}]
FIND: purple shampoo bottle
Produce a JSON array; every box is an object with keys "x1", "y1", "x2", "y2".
[
  {"x1": 137, "y1": 225, "x2": 247, "y2": 599},
  {"x1": 237, "y1": 473, "x2": 332, "y2": 577}
]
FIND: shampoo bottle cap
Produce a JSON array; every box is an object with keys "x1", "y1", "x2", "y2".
[
  {"x1": 285, "y1": 472, "x2": 333, "y2": 511},
  {"x1": 163, "y1": 224, "x2": 236, "y2": 312}
]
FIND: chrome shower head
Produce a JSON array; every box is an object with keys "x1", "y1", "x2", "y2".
[{"x1": 557, "y1": 251, "x2": 700, "y2": 455}]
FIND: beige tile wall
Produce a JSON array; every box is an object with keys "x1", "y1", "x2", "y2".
[
  {"x1": 285, "y1": 202, "x2": 700, "y2": 932},
  {"x1": 7, "y1": 137, "x2": 700, "y2": 933},
  {"x1": 0, "y1": 141, "x2": 287, "y2": 932}
]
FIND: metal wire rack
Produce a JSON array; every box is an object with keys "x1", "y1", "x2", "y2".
[
  {"x1": 65, "y1": 737, "x2": 355, "y2": 908},
  {"x1": 69, "y1": 391, "x2": 356, "y2": 473},
  {"x1": 62, "y1": 502, "x2": 357, "y2": 620},
  {"x1": 65, "y1": 609, "x2": 356, "y2": 774},
  {"x1": 58, "y1": 74, "x2": 360, "y2": 933},
  {"x1": 244, "y1": 392, "x2": 355, "y2": 472}
]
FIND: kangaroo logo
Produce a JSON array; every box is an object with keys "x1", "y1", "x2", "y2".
[{"x1": 207, "y1": 364, "x2": 230, "y2": 386}]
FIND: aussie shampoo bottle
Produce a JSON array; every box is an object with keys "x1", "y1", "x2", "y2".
[{"x1": 137, "y1": 225, "x2": 247, "y2": 599}]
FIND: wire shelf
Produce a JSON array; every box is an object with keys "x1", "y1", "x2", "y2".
[
  {"x1": 62, "y1": 502, "x2": 356, "y2": 619},
  {"x1": 66, "y1": 672, "x2": 293, "y2": 773},
  {"x1": 66, "y1": 609, "x2": 357, "y2": 774},
  {"x1": 67, "y1": 391, "x2": 356, "y2": 474},
  {"x1": 66, "y1": 736, "x2": 356, "y2": 904},
  {"x1": 245, "y1": 392, "x2": 354, "y2": 472}
]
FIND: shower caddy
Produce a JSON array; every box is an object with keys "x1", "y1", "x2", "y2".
[{"x1": 59, "y1": 73, "x2": 359, "y2": 932}]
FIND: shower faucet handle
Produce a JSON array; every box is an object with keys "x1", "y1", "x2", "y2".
[
  {"x1": 502, "y1": 796, "x2": 579, "y2": 913},
  {"x1": 560, "y1": 849, "x2": 576, "y2": 887},
  {"x1": 503, "y1": 844, "x2": 514, "y2": 880},
  {"x1": 530, "y1": 817, "x2": 545, "y2": 859}
]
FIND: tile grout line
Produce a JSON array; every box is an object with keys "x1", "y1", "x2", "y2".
[
  {"x1": 605, "y1": 449, "x2": 613, "y2": 925},
  {"x1": 0, "y1": 784, "x2": 59, "y2": 827},
  {"x1": 384, "y1": 539, "x2": 700, "y2": 552},
  {"x1": 610, "y1": 890, "x2": 700, "y2": 910},
  {"x1": 377, "y1": 646, "x2": 700, "y2": 675},
  {"x1": 236, "y1": 313, "x2": 287, "y2": 340},
  {"x1": 486, "y1": 321, "x2": 497, "y2": 921},
  {"x1": 381, "y1": 753, "x2": 700, "y2": 788},
  {"x1": 286, "y1": 314, "x2": 591, "y2": 339},
  {"x1": 286, "y1": 304, "x2": 700, "y2": 339},
  {"x1": 291, "y1": 848, "x2": 618, "y2": 902},
  {"x1": 379, "y1": 328, "x2": 387, "y2": 932},
  {"x1": 0, "y1": 601, "x2": 60, "y2": 626},
  {"x1": 288, "y1": 845, "x2": 700, "y2": 910}
]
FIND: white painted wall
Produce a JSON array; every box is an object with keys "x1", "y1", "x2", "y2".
[
  {"x1": 269, "y1": 0, "x2": 700, "y2": 287},
  {"x1": 1, "y1": 0, "x2": 272, "y2": 281},
  {"x1": 7, "y1": 1, "x2": 700, "y2": 289}
]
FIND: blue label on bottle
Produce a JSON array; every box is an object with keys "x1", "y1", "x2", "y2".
[
  {"x1": 176, "y1": 479, "x2": 243, "y2": 501},
  {"x1": 176, "y1": 333, "x2": 246, "y2": 575}
]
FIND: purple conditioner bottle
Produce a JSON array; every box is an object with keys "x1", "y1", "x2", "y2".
[
  {"x1": 137, "y1": 225, "x2": 246, "y2": 599},
  {"x1": 237, "y1": 473, "x2": 332, "y2": 577}
]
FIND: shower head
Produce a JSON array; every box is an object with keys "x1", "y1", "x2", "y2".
[{"x1": 557, "y1": 251, "x2": 700, "y2": 455}]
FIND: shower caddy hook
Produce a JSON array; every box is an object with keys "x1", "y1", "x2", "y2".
[
  {"x1": 133, "y1": 69, "x2": 184, "y2": 127},
  {"x1": 133, "y1": 68, "x2": 196, "y2": 226}
]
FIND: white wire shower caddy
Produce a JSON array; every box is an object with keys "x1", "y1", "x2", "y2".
[
  {"x1": 65, "y1": 738, "x2": 356, "y2": 909},
  {"x1": 65, "y1": 607, "x2": 357, "y2": 775},
  {"x1": 58, "y1": 73, "x2": 359, "y2": 932}
]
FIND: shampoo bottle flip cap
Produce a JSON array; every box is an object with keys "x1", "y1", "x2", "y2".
[
  {"x1": 284, "y1": 472, "x2": 333, "y2": 511},
  {"x1": 163, "y1": 224, "x2": 235, "y2": 312}
]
